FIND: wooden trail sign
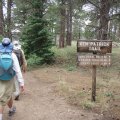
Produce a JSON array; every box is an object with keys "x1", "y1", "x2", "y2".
[
  {"x1": 77, "y1": 40, "x2": 112, "y2": 54},
  {"x1": 77, "y1": 54, "x2": 111, "y2": 66},
  {"x1": 77, "y1": 40, "x2": 112, "y2": 101}
]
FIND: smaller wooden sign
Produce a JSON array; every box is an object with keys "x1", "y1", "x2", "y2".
[
  {"x1": 77, "y1": 54, "x2": 111, "y2": 66},
  {"x1": 77, "y1": 40, "x2": 112, "y2": 54}
]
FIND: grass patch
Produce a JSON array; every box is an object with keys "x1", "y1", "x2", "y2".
[
  {"x1": 105, "y1": 92, "x2": 114, "y2": 98},
  {"x1": 81, "y1": 101, "x2": 95, "y2": 110},
  {"x1": 51, "y1": 42, "x2": 77, "y2": 70}
]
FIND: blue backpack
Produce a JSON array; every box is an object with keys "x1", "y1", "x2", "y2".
[{"x1": 0, "y1": 43, "x2": 16, "y2": 81}]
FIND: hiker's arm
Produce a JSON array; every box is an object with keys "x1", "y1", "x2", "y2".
[{"x1": 12, "y1": 53, "x2": 24, "y2": 86}]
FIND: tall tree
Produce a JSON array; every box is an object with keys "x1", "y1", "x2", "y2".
[
  {"x1": 0, "y1": 0, "x2": 4, "y2": 36},
  {"x1": 85, "y1": 0, "x2": 120, "y2": 40},
  {"x1": 22, "y1": 0, "x2": 54, "y2": 64},
  {"x1": 59, "y1": 0, "x2": 66, "y2": 48},
  {"x1": 44, "y1": 1, "x2": 60, "y2": 45},
  {"x1": 12, "y1": 0, "x2": 30, "y2": 40},
  {"x1": 97, "y1": 0, "x2": 111, "y2": 40},
  {"x1": 6, "y1": 0, "x2": 12, "y2": 39},
  {"x1": 66, "y1": 0, "x2": 72, "y2": 46}
]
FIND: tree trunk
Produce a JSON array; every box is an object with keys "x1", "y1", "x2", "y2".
[
  {"x1": 69, "y1": 0, "x2": 72, "y2": 44},
  {"x1": 66, "y1": 0, "x2": 72, "y2": 46},
  {"x1": 79, "y1": 24, "x2": 81, "y2": 39},
  {"x1": 6, "y1": 0, "x2": 12, "y2": 39},
  {"x1": 0, "y1": 0, "x2": 4, "y2": 36},
  {"x1": 59, "y1": 0, "x2": 66, "y2": 48},
  {"x1": 117, "y1": 22, "x2": 120, "y2": 41},
  {"x1": 97, "y1": 0, "x2": 110, "y2": 40}
]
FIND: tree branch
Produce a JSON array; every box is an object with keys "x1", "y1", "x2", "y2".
[
  {"x1": 86, "y1": 0, "x2": 100, "y2": 9},
  {"x1": 86, "y1": 24, "x2": 99, "y2": 29},
  {"x1": 110, "y1": 13, "x2": 120, "y2": 17},
  {"x1": 109, "y1": 13, "x2": 120, "y2": 20}
]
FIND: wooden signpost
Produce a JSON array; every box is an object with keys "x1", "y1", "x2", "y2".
[{"x1": 77, "y1": 40, "x2": 112, "y2": 101}]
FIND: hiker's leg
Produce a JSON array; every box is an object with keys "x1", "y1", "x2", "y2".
[
  {"x1": 0, "y1": 79, "x2": 15, "y2": 119},
  {"x1": 14, "y1": 79, "x2": 20, "y2": 100},
  {"x1": 0, "y1": 114, "x2": 2, "y2": 120},
  {"x1": 7, "y1": 97, "x2": 16, "y2": 116},
  {"x1": 0, "y1": 105, "x2": 5, "y2": 120},
  {"x1": 7, "y1": 97, "x2": 13, "y2": 108},
  {"x1": 0, "y1": 80, "x2": 10, "y2": 120}
]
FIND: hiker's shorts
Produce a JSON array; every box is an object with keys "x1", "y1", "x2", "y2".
[{"x1": 0, "y1": 79, "x2": 15, "y2": 107}]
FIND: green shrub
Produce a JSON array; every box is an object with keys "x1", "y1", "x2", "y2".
[{"x1": 27, "y1": 54, "x2": 43, "y2": 66}]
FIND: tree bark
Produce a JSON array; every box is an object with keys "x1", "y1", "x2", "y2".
[
  {"x1": 117, "y1": 22, "x2": 120, "y2": 41},
  {"x1": 0, "y1": 0, "x2": 4, "y2": 36},
  {"x1": 97, "y1": 0, "x2": 110, "y2": 40},
  {"x1": 59, "y1": 0, "x2": 66, "y2": 48},
  {"x1": 6, "y1": 0, "x2": 12, "y2": 39},
  {"x1": 66, "y1": 0, "x2": 72, "y2": 46}
]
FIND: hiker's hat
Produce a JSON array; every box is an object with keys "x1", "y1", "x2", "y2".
[
  {"x1": 2, "y1": 38, "x2": 11, "y2": 46},
  {"x1": 13, "y1": 40, "x2": 21, "y2": 50}
]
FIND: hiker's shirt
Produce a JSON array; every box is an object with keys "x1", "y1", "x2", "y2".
[
  {"x1": 0, "y1": 52, "x2": 24, "y2": 107},
  {"x1": 12, "y1": 52, "x2": 24, "y2": 86}
]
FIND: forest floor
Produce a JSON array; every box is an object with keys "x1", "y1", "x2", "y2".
[{"x1": 3, "y1": 66, "x2": 120, "y2": 120}]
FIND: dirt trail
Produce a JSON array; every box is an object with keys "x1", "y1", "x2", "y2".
[{"x1": 3, "y1": 67, "x2": 103, "y2": 120}]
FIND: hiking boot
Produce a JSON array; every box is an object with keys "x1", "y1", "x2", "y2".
[
  {"x1": 14, "y1": 95, "x2": 19, "y2": 101},
  {"x1": 8, "y1": 106, "x2": 16, "y2": 116}
]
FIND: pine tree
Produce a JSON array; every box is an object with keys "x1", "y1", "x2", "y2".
[{"x1": 21, "y1": 0, "x2": 54, "y2": 64}]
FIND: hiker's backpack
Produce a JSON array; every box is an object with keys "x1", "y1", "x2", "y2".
[
  {"x1": 0, "y1": 43, "x2": 16, "y2": 81},
  {"x1": 13, "y1": 49, "x2": 23, "y2": 67}
]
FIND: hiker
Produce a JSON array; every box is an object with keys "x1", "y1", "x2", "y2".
[
  {"x1": 0, "y1": 38, "x2": 24, "y2": 120},
  {"x1": 12, "y1": 40, "x2": 27, "y2": 100}
]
